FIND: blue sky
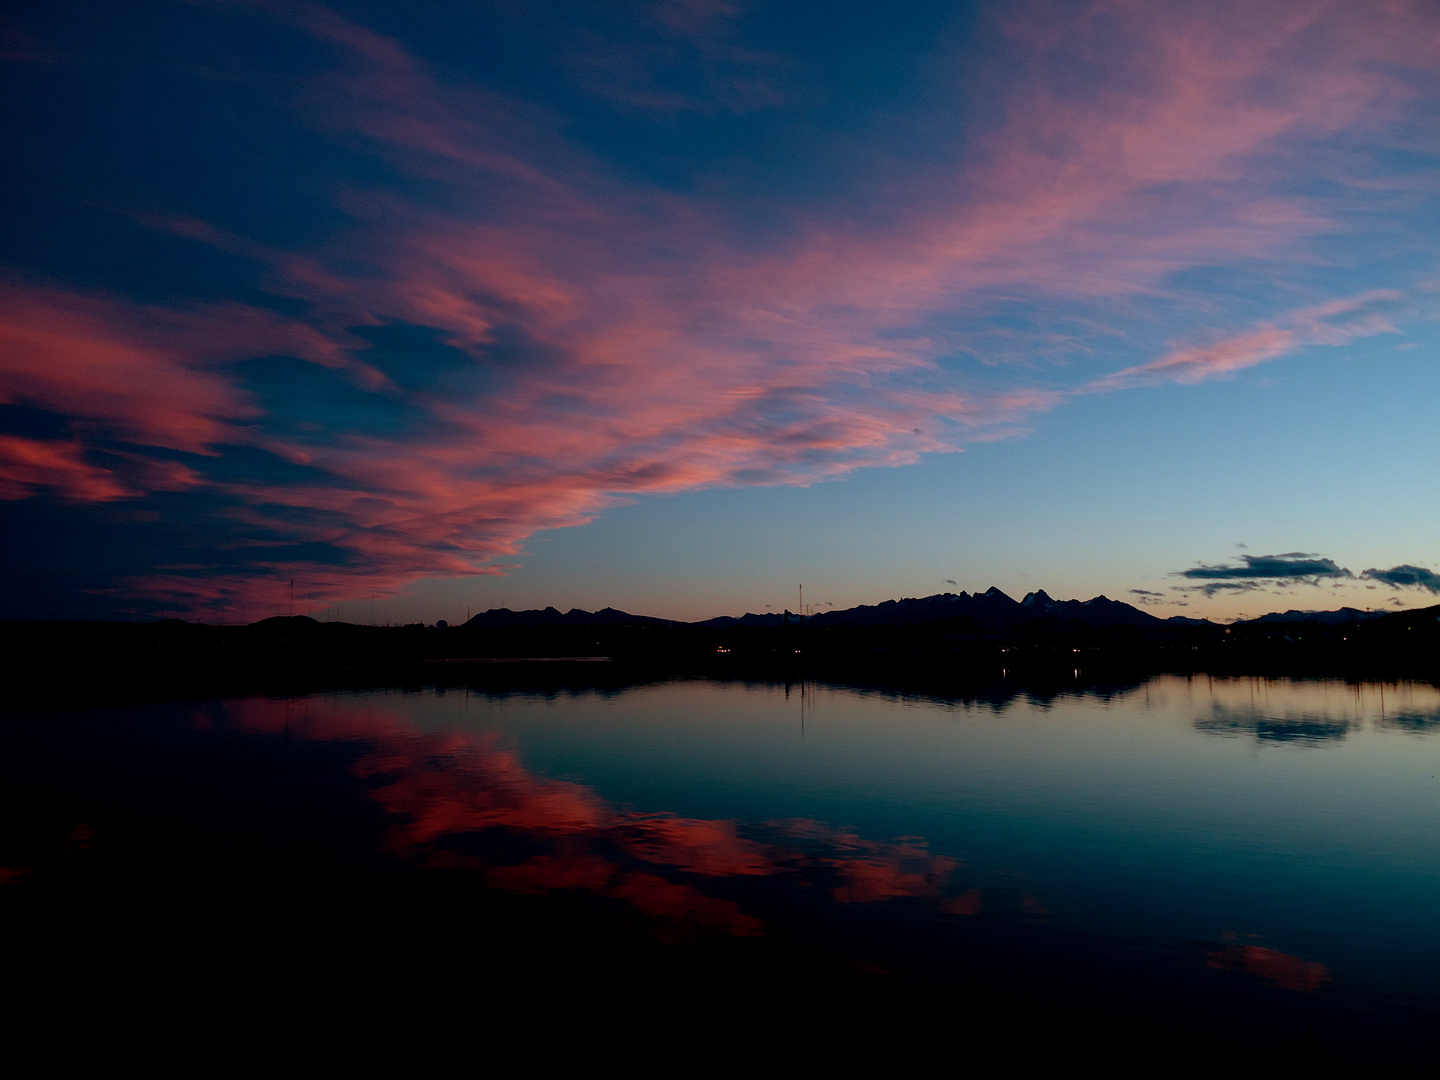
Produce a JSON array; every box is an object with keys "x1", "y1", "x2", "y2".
[{"x1": 2, "y1": 1, "x2": 1438, "y2": 622}]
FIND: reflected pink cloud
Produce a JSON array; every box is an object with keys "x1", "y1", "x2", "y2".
[
  {"x1": 774, "y1": 820, "x2": 960, "y2": 904},
  {"x1": 216, "y1": 696, "x2": 972, "y2": 939},
  {"x1": 1206, "y1": 935, "x2": 1331, "y2": 993},
  {"x1": 4, "y1": 1, "x2": 1437, "y2": 611},
  {"x1": 606, "y1": 871, "x2": 765, "y2": 939},
  {"x1": 944, "y1": 889, "x2": 985, "y2": 916},
  {"x1": 625, "y1": 815, "x2": 773, "y2": 879}
]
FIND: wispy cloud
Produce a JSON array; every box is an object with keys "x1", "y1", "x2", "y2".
[
  {"x1": 4, "y1": 0, "x2": 1439, "y2": 613},
  {"x1": 1084, "y1": 290, "x2": 1407, "y2": 393}
]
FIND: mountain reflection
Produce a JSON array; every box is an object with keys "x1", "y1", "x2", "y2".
[
  {"x1": 1378, "y1": 710, "x2": 1440, "y2": 733},
  {"x1": 1195, "y1": 704, "x2": 1356, "y2": 744},
  {"x1": 1185, "y1": 678, "x2": 1440, "y2": 745}
]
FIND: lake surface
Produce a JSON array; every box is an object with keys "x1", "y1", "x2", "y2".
[{"x1": 5, "y1": 673, "x2": 1439, "y2": 1059}]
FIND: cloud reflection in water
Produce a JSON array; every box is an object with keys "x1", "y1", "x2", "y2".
[
  {"x1": 1206, "y1": 935, "x2": 1330, "y2": 993},
  {"x1": 10, "y1": 676, "x2": 1415, "y2": 1013},
  {"x1": 220, "y1": 695, "x2": 973, "y2": 941}
]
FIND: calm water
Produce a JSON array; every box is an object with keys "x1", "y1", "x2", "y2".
[{"x1": 5, "y1": 674, "x2": 1439, "y2": 1053}]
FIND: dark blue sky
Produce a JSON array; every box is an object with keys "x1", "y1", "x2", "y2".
[{"x1": 3, "y1": 1, "x2": 1438, "y2": 622}]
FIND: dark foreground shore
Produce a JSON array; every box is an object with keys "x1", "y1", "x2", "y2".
[{"x1": 10, "y1": 861, "x2": 1406, "y2": 1068}]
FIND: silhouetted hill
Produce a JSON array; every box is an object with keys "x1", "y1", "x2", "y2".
[
  {"x1": 1239, "y1": 607, "x2": 1387, "y2": 626},
  {"x1": 464, "y1": 606, "x2": 676, "y2": 628},
  {"x1": 252, "y1": 615, "x2": 321, "y2": 628},
  {"x1": 1374, "y1": 602, "x2": 1440, "y2": 631},
  {"x1": 1018, "y1": 590, "x2": 1167, "y2": 628},
  {"x1": 692, "y1": 613, "x2": 787, "y2": 629},
  {"x1": 4, "y1": 600, "x2": 1436, "y2": 710},
  {"x1": 806, "y1": 587, "x2": 1165, "y2": 631}
]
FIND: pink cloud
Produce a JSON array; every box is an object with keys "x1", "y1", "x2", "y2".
[
  {"x1": 0, "y1": 283, "x2": 256, "y2": 456},
  {"x1": 1084, "y1": 289, "x2": 1406, "y2": 392},
  {"x1": 0, "y1": 435, "x2": 133, "y2": 502},
  {"x1": 0, "y1": 279, "x2": 361, "y2": 451},
  {"x1": 6, "y1": 1, "x2": 1438, "y2": 612}
]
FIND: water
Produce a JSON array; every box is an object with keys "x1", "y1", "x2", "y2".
[{"x1": 4, "y1": 674, "x2": 1438, "y2": 1056}]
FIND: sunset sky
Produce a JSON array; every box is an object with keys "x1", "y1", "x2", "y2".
[{"x1": 3, "y1": 0, "x2": 1438, "y2": 624}]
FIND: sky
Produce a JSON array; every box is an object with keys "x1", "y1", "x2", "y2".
[{"x1": 2, "y1": 0, "x2": 1438, "y2": 625}]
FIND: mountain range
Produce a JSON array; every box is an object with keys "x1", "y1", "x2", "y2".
[
  {"x1": 461, "y1": 606, "x2": 674, "y2": 628},
  {"x1": 1245, "y1": 607, "x2": 1390, "y2": 626},
  {"x1": 465, "y1": 587, "x2": 1191, "y2": 631},
  {"x1": 461, "y1": 590, "x2": 1415, "y2": 632}
]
